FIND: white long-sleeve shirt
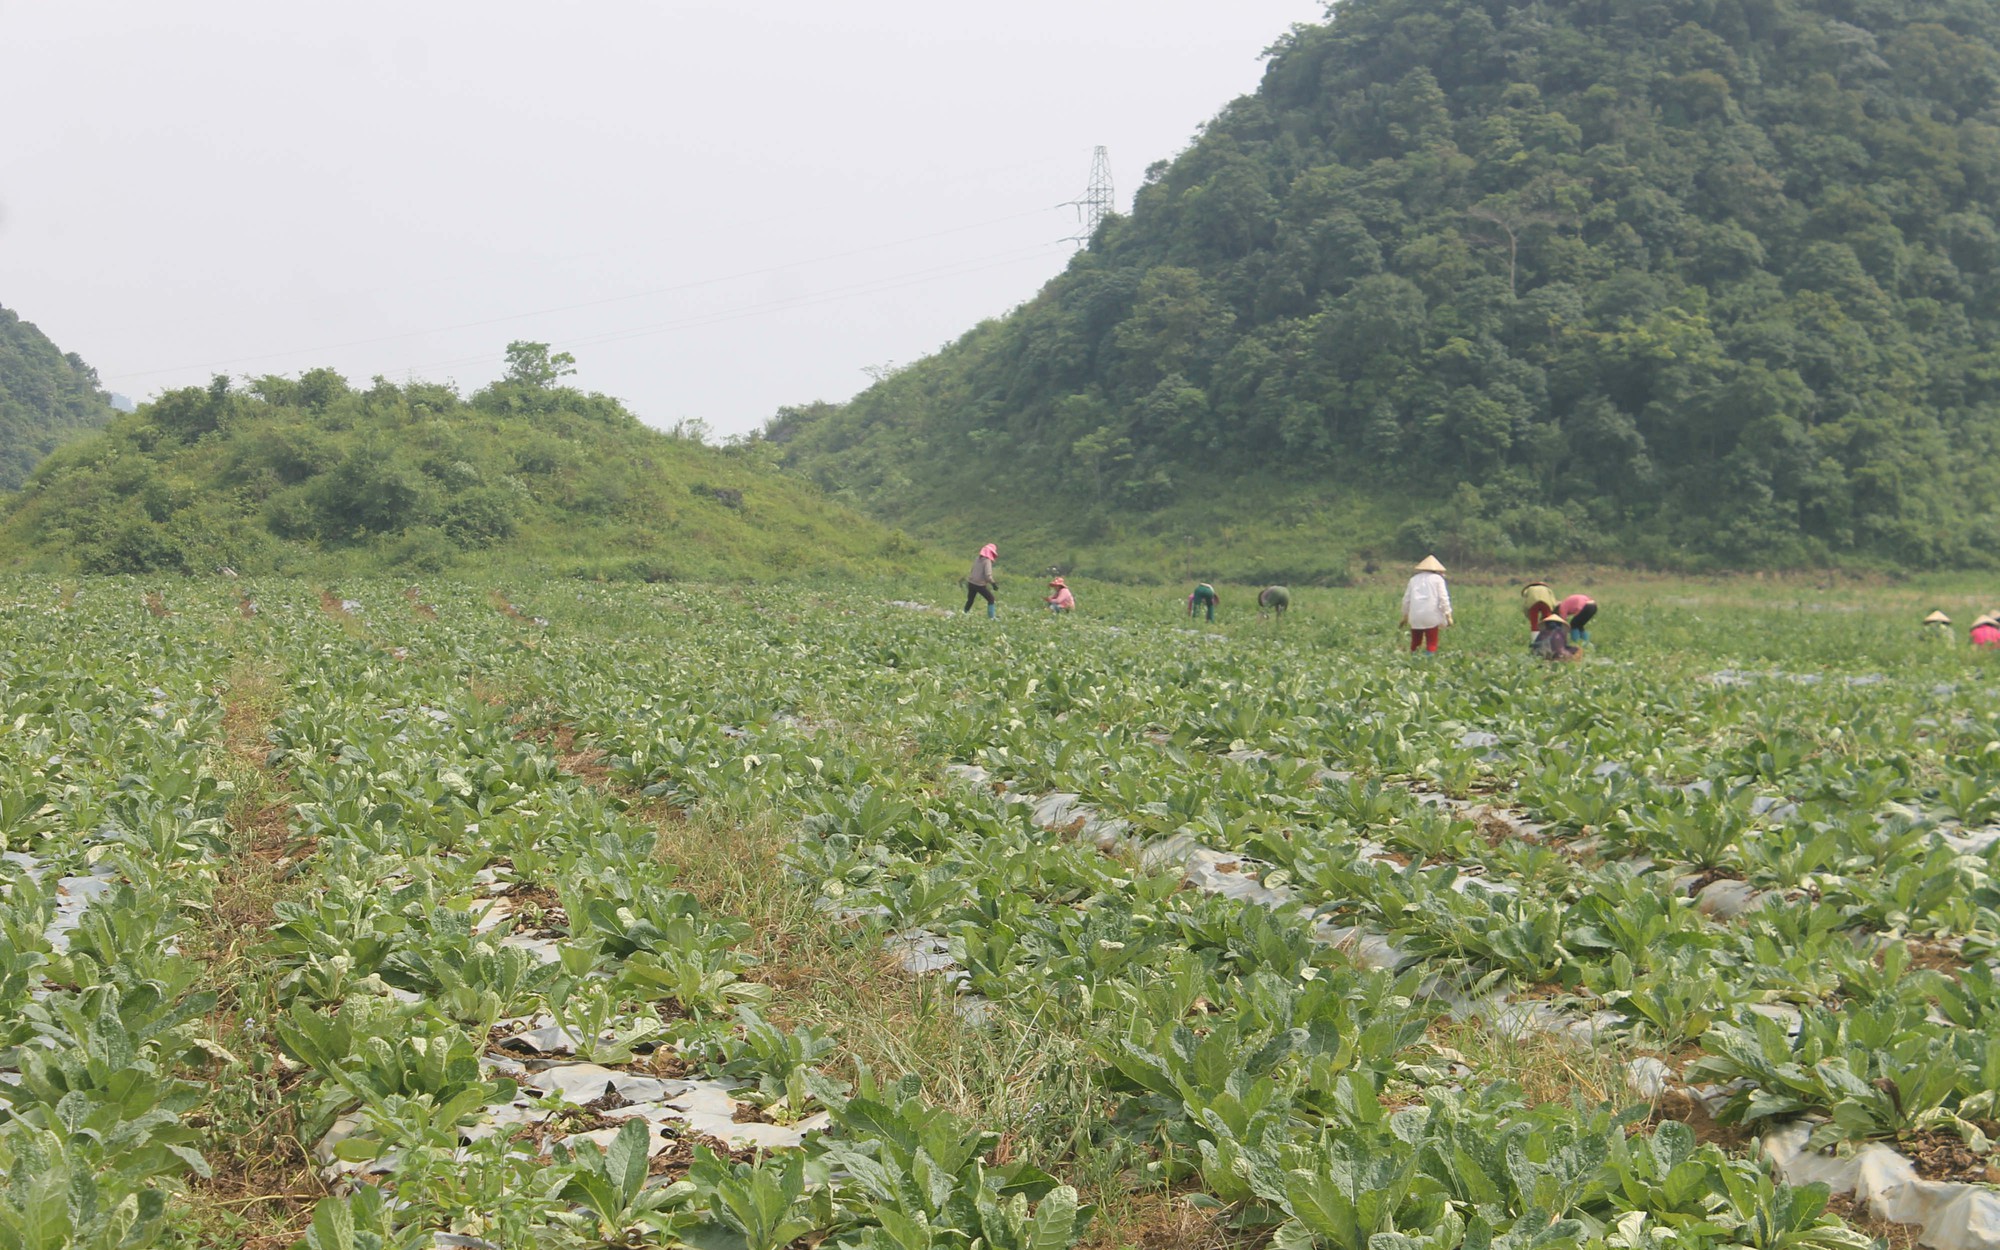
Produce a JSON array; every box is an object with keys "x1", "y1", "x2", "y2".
[{"x1": 1401, "y1": 571, "x2": 1452, "y2": 630}]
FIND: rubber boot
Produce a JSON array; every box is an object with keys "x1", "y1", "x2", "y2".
[
  {"x1": 1572, "y1": 628, "x2": 1589, "y2": 644},
  {"x1": 987, "y1": 601, "x2": 997, "y2": 619}
]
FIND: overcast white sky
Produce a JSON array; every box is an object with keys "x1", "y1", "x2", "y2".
[{"x1": 2, "y1": 1, "x2": 1325, "y2": 435}]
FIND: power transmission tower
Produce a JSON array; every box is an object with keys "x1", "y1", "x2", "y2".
[{"x1": 1063, "y1": 146, "x2": 1114, "y2": 247}]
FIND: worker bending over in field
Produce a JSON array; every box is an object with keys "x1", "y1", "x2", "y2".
[
  {"x1": 1558, "y1": 592, "x2": 1598, "y2": 643},
  {"x1": 1531, "y1": 613, "x2": 1581, "y2": 661},
  {"x1": 1258, "y1": 586, "x2": 1290, "y2": 619},
  {"x1": 965, "y1": 543, "x2": 999, "y2": 617},
  {"x1": 1972, "y1": 614, "x2": 2000, "y2": 648},
  {"x1": 1522, "y1": 582, "x2": 1559, "y2": 634},
  {"x1": 1924, "y1": 610, "x2": 1955, "y2": 643},
  {"x1": 1045, "y1": 577, "x2": 1075, "y2": 613},
  {"x1": 1188, "y1": 582, "x2": 1219, "y2": 622},
  {"x1": 1400, "y1": 556, "x2": 1453, "y2": 654}
]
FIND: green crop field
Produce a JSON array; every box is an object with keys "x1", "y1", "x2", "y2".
[{"x1": 5, "y1": 574, "x2": 1999, "y2": 1249}]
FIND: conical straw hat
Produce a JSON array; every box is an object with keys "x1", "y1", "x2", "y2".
[
  {"x1": 1925, "y1": 610, "x2": 1951, "y2": 625},
  {"x1": 1414, "y1": 555, "x2": 1446, "y2": 573}
]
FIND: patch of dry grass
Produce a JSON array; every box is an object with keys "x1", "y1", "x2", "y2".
[
  {"x1": 1077, "y1": 1192, "x2": 1265, "y2": 1250},
  {"x1": 631, "y1": 790, "x2": 1145, "y2": 1236},
  {"x1": 1428, "y1": 1013, "x2": 1632, "y2": 1107},
  {"x1": 1827, "y1": 1193, "x2": 1924, "y2": 1250},
  {"x1": 647, "y1": 804, "x2": 1083, "y2": 1119},
  {"x1": 173, "y1": 656, "x2": 328, "y2": 1248}
]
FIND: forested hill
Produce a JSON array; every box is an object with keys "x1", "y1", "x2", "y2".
[
  {"x1": 0, "y1": 305, "x2": 117, "y2": 490},
  {"x1": 771, "y1": 0, "x2": 2000, "y2": 575},
  {"x1": 0, "y1": 347, "x2": 933, "y2": 580}
]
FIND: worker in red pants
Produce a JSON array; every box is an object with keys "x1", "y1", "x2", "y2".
[{"x1": 1400, "y1": 555, "x2": 1453, "y2": 654}]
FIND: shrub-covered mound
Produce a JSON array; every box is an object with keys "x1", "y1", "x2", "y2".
[{"x1": 0, "y1": 359, "x2": 933, "y2": 580}]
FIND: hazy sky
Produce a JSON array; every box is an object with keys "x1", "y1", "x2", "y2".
[{"x1": 2, "y1": 2, "x2": 1325, "y2": 435}]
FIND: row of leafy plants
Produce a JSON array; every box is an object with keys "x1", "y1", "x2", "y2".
[
  {"x1": 0, "y1": 593, "x2": 241, "y2": 1246},
  {"x1": 7, "y1": 576, "x2": 1999, "y2": 1246},
  {"x1": 501, "y1": 583, "x2": 1912, "y2": 1247},
  {"x1": 212, "y1": 586, "x2": 1085, "y2": 1247},
  {"x1": 893, "y1": 606, "x2": 2000, "y2": 1174}
]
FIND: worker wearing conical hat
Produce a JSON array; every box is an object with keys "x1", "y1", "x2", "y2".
[
  {"x1": 1531, "y1": 611, "x2": 1581, "y2": 661},
  {"x1": 1522, "y1": 581, "x2": 1560, "y2": 633},
  {"x1": 1924, "y1": 609, "x2": 1955, "y2": 644},
  {"x1": 1971, "y1": 613, "x2": 2000, "y2": 649},
  {"x1": 1400, "y1": 555, "x2": 1453, "y2": 654}
]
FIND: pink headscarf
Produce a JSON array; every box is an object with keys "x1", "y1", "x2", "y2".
[{"x1": 979, "y1": 543, "x2": 997, "y2": 560}]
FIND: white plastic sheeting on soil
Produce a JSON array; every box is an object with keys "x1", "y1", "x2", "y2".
[
  {"x1": 1766, "y1": 1123, "x2": 2000, "y2": 1250},
  {"x1": 940, "y1": 728, "x2": 2000, "y2": 1250}
]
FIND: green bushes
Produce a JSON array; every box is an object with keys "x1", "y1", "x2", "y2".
[
  {"x1": 77, "y1": 508, "x2": 186, "y2": 575},
  {"x1": 0, "y1": 366, "x2": 940, "y2": 580}
]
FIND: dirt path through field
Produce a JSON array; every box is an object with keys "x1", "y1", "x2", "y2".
[{"x1": 176, "y1": 650, "x2": 326, "y2": 1249}]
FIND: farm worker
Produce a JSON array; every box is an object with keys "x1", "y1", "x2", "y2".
[
  {"x1": 1530, "y1": 613, "x2": 1581, "y2": 661},
  {"x1": 1188, "y1": 582, "x2": 1219, "y2": 622},
  {"x1": 1258, "y1": 585, "x2": 1290, "y2": 619},
  {"x1": 1400, "y1": 555, "x2": 1453, "y2": 654},
  {"x1": 964, "y1": 543, "x2": 999, "y2": 617},
  {"x1": 1522, "y1": 582, "x2": 1560, "y2": 633},
  {"x1": 1923, "y1": 610, "x2": 1954, "y2": 643},
  {"x1": 1045, "y1": 577, "x2": 1075, "y2": 613},
  {"x1": 1971, "y1": 615, "x2": 2000, "y2": 648},
  {"x1": 1558, "y1": 593, "x2": 1598, "y2": 643}
]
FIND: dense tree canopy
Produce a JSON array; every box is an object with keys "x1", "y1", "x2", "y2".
[
  {"x1": 0, "y1": 353, "x2": 927, "y2": 580},
  {"x1": 772, "y1": 0, "x2": 2000, "y2": 568},
  {"x1": 0, "y1": 305, "x2": 117, "y2": 491}
]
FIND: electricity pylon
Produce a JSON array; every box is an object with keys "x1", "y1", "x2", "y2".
[{"x1": 1064, "y1": 146, "x2": 1114, "y2": 247}]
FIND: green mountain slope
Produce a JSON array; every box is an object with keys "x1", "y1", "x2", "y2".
[
  {"x1": 0, "y1": 305, "x2": 118, "y2": 490},
  {"x1": 0, "y1": 355, "x2": 934, "y2": 580},
  {"x1": 772, "y1": 0, "x2": 2000, "y2": 575}
]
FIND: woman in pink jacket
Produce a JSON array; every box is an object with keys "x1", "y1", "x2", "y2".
[
  {"x1": 1045, "y1": 577, "x2": 1075, "y2": 612},
  {"x1": 1558, "y1": 593, "x2": 1598, "y2": 643}
]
